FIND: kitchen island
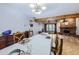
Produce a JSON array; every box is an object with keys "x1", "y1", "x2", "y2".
[{"x1": 0, "y1": 33, "x2": 52, "y2": 55}]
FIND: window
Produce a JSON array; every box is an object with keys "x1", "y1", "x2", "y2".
[{"x1": 44, "y1": 23, "x2": 56, "y2": 33}]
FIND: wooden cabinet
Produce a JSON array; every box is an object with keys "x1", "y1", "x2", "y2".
[
  {"x1": 0, "y1": 31, "x2": 30, "y2": 49},
  {"x1": 6, "y1": 35, "x2": 14, "y2": 46},
  {"x1": 0, "y1": 35, "x2": 14, "y2": 49},
  {"x1": 0, "y1": 37, "x2": 6, "y2": 49},
  {"x1": 24, "y1": 31, "x2": 30, "y2": 38}
]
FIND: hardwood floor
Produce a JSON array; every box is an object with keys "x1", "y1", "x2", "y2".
[{"x1": 52, "y1": 34, "x2": 79, "y2": 55}]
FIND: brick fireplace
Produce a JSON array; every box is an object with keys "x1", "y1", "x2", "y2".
[
  {"x1": 60, "y1": 27, "x2": 76, "y2": 35},
  {"x1": 60, "y1": 18, "x2": 76, "y2": 35}
]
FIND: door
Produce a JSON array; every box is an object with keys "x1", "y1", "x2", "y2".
[{"x1": 44, "y1": 23, "x2": 57, "y2": 33}]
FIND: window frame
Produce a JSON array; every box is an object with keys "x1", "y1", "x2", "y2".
[{"x1": 44, "y1": 23, "x2": 57, "y2": 33}]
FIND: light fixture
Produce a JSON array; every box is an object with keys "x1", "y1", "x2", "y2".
[
  {"x1": 64, "y1": 22, "x2": 69, "y2": 25},
  {"x1": 59, "y1": 18, "x2": 69, "y2": 25},
  {"x1": 60, "y1": 19, "x2": 64, "y2": 23},
  {"x1": 32, "y1": 9, "x2": 42, "y2": 14},
  {"x1": 42, "y1": 6, "x2": 46, "y2": 10},
  {"x1": 29, "y1": 3, "x2": 47, "y2": 14}
]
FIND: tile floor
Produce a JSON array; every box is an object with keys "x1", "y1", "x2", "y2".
[{"x1": 55, "y1": 34, "x2": 79, "y2": 55}]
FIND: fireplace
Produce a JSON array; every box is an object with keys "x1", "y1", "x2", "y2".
[
  {"x1": 60, "y1": 27, "x2": 76, "y2": 35},
  {"x1": 63, "y1": 28, "x2": 70, "y2": 33}
]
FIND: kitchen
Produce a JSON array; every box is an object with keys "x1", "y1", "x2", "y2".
[{"x1": 0, "y1": 3, "x2": 79, "y2": 55}]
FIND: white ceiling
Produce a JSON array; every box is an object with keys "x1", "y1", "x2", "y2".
[{"x1": 0, "y1": 3, "x2": 79, "y2": 18}]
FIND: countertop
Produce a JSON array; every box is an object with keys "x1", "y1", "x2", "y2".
[{"x1": 0, "y1": 33, "x2": 52, "y2": 55}]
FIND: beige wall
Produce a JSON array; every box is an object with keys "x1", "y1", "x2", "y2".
[{"x1": 76, "y1": 18, "x2": 79, "y2": 35}]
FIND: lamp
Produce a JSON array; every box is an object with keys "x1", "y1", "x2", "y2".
[
  {"x1": 64, "y1": 22, "x2": 69, "y2": 25},
  {"x1": 29, "y1": 3, "x2": 47, "y2": 14}
]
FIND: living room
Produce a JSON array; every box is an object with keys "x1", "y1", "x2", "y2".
[{"x1": 0, "y1": 3, "x2": 79, "y2": 55}]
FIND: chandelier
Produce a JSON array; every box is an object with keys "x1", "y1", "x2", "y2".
[{"x1": 29, "y1": 3, "x2": 47, "y2": 14}]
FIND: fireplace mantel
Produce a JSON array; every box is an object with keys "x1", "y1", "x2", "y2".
[{"x1": 60, "y1": 26, "x2": 76, "y2": 29}]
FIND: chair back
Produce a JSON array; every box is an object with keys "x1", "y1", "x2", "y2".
[
  {"x1": 51, "y1": 34, "x2": 59, "y2": 55},
  {"x1": 55, "y1": 34, "x2": 59, "y2": 50},
  {"x1": 56, "y1": 39, "x2": 63, "y2": 55},
  {"x1": 13, "y1": 32, "x2": 25, "y2": 43}
]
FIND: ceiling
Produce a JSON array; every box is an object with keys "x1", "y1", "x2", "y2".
[{"x1": 0, "y1": 3, "x2": 79, "y2": 18}]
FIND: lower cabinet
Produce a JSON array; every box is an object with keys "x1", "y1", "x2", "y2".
[
  {"x1": 24, "y1": 31, "x2": 30, "y2": 38},
  {"x1": 0, "y1": 36, "x2": 13, "y2": 49},
  {"x1": 0, "y1": 37, "x2": 6, "y2": 49},
  {"x1": 6, "y1": 35, "x2": 14, "y2": 46},
  {"x1": 0, "y1": 31, "x2": 30, "y2": 49}
]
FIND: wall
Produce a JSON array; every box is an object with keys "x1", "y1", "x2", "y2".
[
  {"x1": 57, "y1": 22, "x2": 60, "y2": 33},
  {"x1": 32, "y1": 22, "x2": 44, "y2": 34},
  {"x1": 0, "y1": 4, "x2": 43, "y2": 35},
  {"x1": 76, "y1": 18, "x2": 79, "y2": 35}
]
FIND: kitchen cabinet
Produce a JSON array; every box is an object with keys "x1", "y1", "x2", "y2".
[
  {"x1": 0, "y1": 37, "x2": 6, "y2": 49},
  {"x1": 0, "y1": 31, "x2": 30, "y2": 49},
  {"x1": 6, "y1": 35, "x2": 14, "y2": 46}
]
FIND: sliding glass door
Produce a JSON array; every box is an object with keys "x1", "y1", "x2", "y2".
[{"x1": 44, "y1": 23, "x2": 56, "y2": 33}]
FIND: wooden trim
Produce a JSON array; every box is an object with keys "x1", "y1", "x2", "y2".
[
  {"x1": 37, "y1": 13, "x2": 79, "y2": 19},
  {"x1": 35, "y1": 13, "x2": 79, "y2": 22},
  {"x1": 60, "y1": 26, "x2": 76, "y2": 29}
]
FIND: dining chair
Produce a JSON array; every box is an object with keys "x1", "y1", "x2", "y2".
[
  {"x1": 56, "y1": 39, "x2": 63, "y2": 55},
  {"x1": 51, "y1": 34, "x2": 63, "y2": 55},
  {"x1": 51, "y1": 34, "x2": 58, "y2": 55},
  {"x1": 13, "y1": 32, "x2": 25, "y2": 43}
]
